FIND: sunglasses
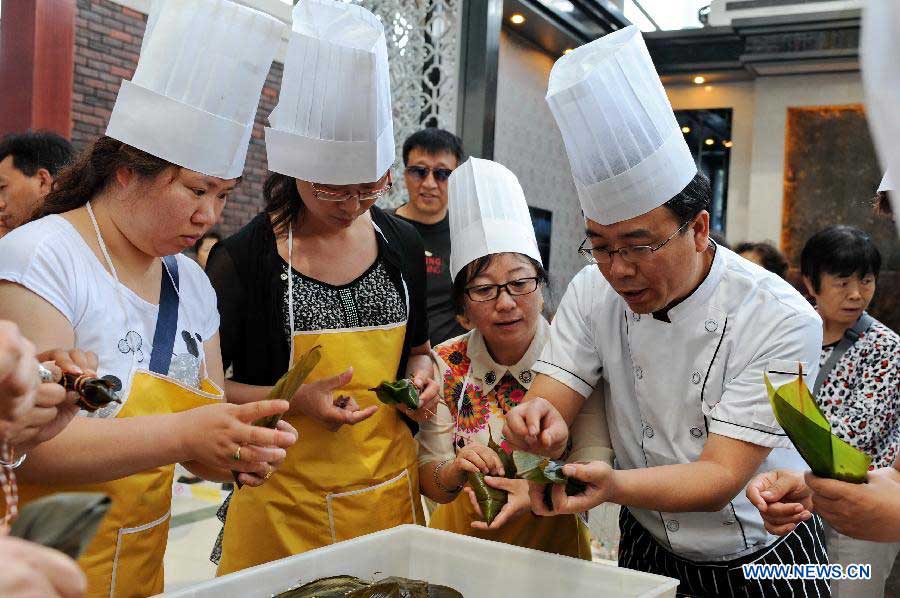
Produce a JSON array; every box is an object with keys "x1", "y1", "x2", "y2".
[{"x1": 405, "y1": 165, "x2": 453, "y2": 183}]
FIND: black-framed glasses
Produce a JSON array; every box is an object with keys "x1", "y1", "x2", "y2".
[
  {"x1": 577, "y1": 220, "x2": 692, "y2": 265},
  {"x1": 405, "y1": 165, "x2": 453, "y2": 183},
  {"x1": 312, "y1": 172, "x2": 393, "y2": 202},
  {"x1": 464, "y1": 277, "x2": 540, "y2": 302}
]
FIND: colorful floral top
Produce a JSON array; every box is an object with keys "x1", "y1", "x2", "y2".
[
  {"x1": 815, "y1": 317, "x2": 900, "y2": 470},
  {"x1": 418, "y1": 318, "x2": 612, "y2": 466}
]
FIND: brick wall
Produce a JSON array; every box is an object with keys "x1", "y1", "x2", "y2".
[{"x1": 71, "y1": 0, "x2": 282, "y2": 237}]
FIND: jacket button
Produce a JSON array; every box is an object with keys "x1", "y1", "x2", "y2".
[
  {"x1": 690, "y1": 427, "x2": 703, "y2": 438},
  {"x1": 644, "y1": 425, "x2": 654, "y2": 438},
  {"x1": 484, "y1": 371, "x2": 496, "y2": 385},
  {"x1": 705, "y1": 319, "x2": 718, "y2": 332},
  {"x1": 666, "y1": 519, "x2": 680, "y2": 532},
  {"x1": 519, "y1": 370, "x2": 533, "y2": 384},
  {"x1": 691, "y1": 371, "x2": 702, "y2": 385},
  {"x1": 632, "y1": 312, "x2": 641, "y2": 321},
  {"x1": 280, "y1": 273, "x2": 288, "y2": 281},
  {"x1": 635, "y1": 366, "x2": 643, "y2": 380}
]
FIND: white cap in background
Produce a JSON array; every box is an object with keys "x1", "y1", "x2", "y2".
[
  {"x1": 265, "y1": 0, "x2": 394, "y2": 185},
  {"x1": 546, "y1": 25, "x2": 697, "y2": 225},
  {"x1": 106, "y1": 0, "x2": 284, "y2": 179},
  {"x1": 448, "y1": 158, "x2": 543, "y2": 280}
]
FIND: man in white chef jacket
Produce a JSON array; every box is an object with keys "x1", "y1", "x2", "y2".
[{"x1": 502, "y1": 26, "x2": 831, "y2": 597}]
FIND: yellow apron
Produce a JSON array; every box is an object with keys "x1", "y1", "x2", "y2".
[
  {"x1": 217, "y1": 324, "x2": 423, "y2": 574},
  {"x1": 17, "y1": 371, "x2": 223, "y2": 598},
  {"x1": 429, "y1": 491, "x2": 591, "y2": 560}
]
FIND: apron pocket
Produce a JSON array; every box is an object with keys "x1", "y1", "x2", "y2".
[
  {"x1": 326, "y1": 469, "x2": 416, "y2": 544},
  {"x1": 110, "y1": 510, "x2": 170, "y2": 598}
]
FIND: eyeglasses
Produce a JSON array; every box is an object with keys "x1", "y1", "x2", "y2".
[
  {"x1": 577, "y1": 220, "x2": 692, "y2": 265},
  {"x1": 311, "y1": 173, "x2": 393, "y2": 202},
  {"x1": 405, "y1": 165, "x2": 453, "y2": 183},
  {"x1": 464, "y1": 277, "x2": 540, "y2": 302}
]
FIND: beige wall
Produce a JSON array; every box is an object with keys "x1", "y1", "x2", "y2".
[
  {"x1": 495, "y1": 29, "x2": 585, "y2": 310},
  {"x1": 666, "y1": 72, "x2": 865, "y2": 247}
]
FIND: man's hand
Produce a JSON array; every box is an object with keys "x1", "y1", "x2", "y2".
[
  {"x1": 0, "y1": 537, "x2": 86, "y2": 598},
  {"x1": 745, "y1": 469, "x2": 812, "y2": 535},
  {"x1": 501, "y1": 397, "x2": 569, "y2": 458},
  {"x1": 288, "y1": 368, "x2": 378, "y2": 431},
  {"x1": 531, "y1": 461, "x2": 615, "y2": 516},
  {"x1": 807, "y1": 468, "x2": 900, "y2": 542}
]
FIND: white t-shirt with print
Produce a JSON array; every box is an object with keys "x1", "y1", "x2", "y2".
[{"x1": 0, "y1": 215, "x2": 220, "y2": 417}]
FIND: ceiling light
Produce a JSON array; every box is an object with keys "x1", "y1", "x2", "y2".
[
  {"x1": 510, "y1": 14, "x2": 526, "y2": 25},
  {"x1": 564, "y1": 48, "x2": 574, "y2": 55},
  {"x1": 681, "y1": 126, "x2": 691, "y2": 134},
  {"x1": 704, "y1": 138, "x2": 715, "y2": 146},
  {"x1": 723, "y1": 140, "x2": 733, "y2": 148},
  {"x1": 693, "y1": 75, "x2": 706, "y2": 85}
]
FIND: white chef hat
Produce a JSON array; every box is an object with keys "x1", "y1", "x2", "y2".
[
  {"x1": 265, "y1": 0, "x2": 395, "y2": 185},
  {"x1": 546, "y1": 25, "x2": 697, "y2": 225},
  {"x1": 448, "y1": 158, "x2": 543, "y2": 280},
  {"x1": 105, "y1": 0, "x2": 283, "y2": 179},
  {"x1": 878, "y1": 171, "x2": 893, "y2": 193},
  {"x1": 862, "y1": 3, "x2": 900, "y2": 236}
]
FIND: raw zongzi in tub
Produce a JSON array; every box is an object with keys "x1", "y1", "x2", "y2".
[{"x1": 274, "y1": 575, "x2": 462, "y2": 598}]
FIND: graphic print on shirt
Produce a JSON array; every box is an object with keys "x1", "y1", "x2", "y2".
[
  {"x1": 118, "y1": 330, "x2": 145, "y2": 363},
  {"x1": 169, "y1": 330, "x2": 204, "y2": 388}
]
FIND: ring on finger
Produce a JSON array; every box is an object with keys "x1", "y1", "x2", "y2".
[
  {"x1": 232, "y1": 445, "x2": 243, "y2": 462},
  {"x1": 264, "y1": 466, "x2": 274, "y2": 481}
]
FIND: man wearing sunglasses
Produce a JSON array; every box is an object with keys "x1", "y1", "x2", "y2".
[
  {"x1": 392, "y1": 128, "x2": 467, "y2": 345},
  {"x1": 501, "y1": 28, "x2": 829, "y2": 596}
]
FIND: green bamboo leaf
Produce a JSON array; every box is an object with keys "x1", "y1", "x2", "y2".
[
  {"x1": 253, "y1": 345, "x2": 323, "y2": 429},
  {"x1": 467, "y1": 471, "x2": 507, "y2": 525},
  {"x1": 369, "y1": 378, "x2": 420, "y2": 410},
  {"x1": 765, "y1": 372, "x2": 871, "y2": 484}
]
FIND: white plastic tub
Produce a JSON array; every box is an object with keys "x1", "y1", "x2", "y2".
[{"x1": 164, "y1": 525, "x2": 678, "y2": 598}]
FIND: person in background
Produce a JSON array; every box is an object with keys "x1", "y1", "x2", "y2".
[
  {"x1": 417, "y1": 158, "x2": 611, "y2": 558},
  {"x1": 0, "y1": 131, "x2": 74, "y2": 238},
  {"x1": 735, "y1": 241, "x2": 789, "y2": 278},
  {"x1": 747, "y1": 225, "x2": 898, "y2": 598},
  {"x1": 196, "y1": 230, "x2": 222, "y2": 270},
  {"x1": 392, "y1": 128, "x2": 467, "y2": 345}
]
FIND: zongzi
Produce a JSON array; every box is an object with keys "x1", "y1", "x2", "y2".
[
  {"x1": 370, "y1": 378, "x2": 420, "y2": 410},
  {"x1": 513, "y1": 451, "x2": 587, "y2": 511},
  {"x1": 274, "y1": 575, "x2": 463, "y2": 598}
]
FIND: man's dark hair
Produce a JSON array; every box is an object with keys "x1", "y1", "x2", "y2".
[
  {"x1": 0, "y1": 131, "x2": 75, "y2": 177},
  {"x1": 735, "y1": 241, "x2": 789, "y2": 278},
  {"x1": 800, "y1": 225, "x2": 881, "y2": 293},
  {"x1": 664, "y1": 172, "x2": 712, "y2": 224},
  {"x1": 402, "y1": 127, "x2": 464, "y2": 166}
]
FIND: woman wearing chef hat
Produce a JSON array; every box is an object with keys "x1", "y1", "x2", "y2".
[
  {"x1": 501, "y1": 25, "x2": 831, "y2": 596},
  {"x1": 210, "y1": 0, "x2": 439, "y2": 573},
  {"x1": 0, "y1": 1, "x2": 296, "y2": 596},
  {"x1": 416, "y1": 158, "x2": 612, "y2": 557}
]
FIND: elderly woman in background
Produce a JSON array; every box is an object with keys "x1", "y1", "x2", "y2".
[{"x1": 748, "y1": 225, "x2": 899, "y2": 598}]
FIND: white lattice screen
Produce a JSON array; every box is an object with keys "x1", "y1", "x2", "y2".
[{"x1": 345, "y1": 0, "x2": 460, "y2": 207}]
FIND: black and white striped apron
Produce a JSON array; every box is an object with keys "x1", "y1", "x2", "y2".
[{"x1": 619, "y1": 507, "x2": 831, "y2": 597}]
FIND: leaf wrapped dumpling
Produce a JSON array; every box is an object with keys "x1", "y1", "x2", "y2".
[{"x1": 370, "y1": 378, "x2": 420, "y2": 410}]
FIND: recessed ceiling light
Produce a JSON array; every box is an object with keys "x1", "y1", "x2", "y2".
[
  {"x1": 693, "y1": 75, "x2": 706, "y2": 85},
  {"x1": 681, "y1": 126, "x2": 691, "y2": 134},
  {"x1": 705, "y1": 138, "x2": 715, "y2": 146},
  {"x1": 564, "y1": 48, "x2": 574, "y2": 55},
  {"x1": 510, "y1": 14, "x2": 526, "y2": 25},
  {"x1": 723, "y1": 140, "x2": 733, "y2": 148}
]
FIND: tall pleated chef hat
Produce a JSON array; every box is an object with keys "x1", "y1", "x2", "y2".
[
  {"x1": 878, "y1": 171, "x2": 894, "y2": 193},
  {"x1": 862, "y1": 2, "x2": 900, "y2": 236},
  {"x1": 105, "y1": 0, "x2": 284, "y2": 179},
  {"x1": 265, "y1": 0, "x2": 395, "y2": 185},
  {"x1": 449, "y1": 158, "x2": 543, "y2": 280},
  {"x1": 546, "y1": 25, "x2": 697, "y2": 225}
]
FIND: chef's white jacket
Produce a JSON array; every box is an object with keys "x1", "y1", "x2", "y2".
[{"x1": 534, "y1": 245, "x2": 822, "y2": 561}]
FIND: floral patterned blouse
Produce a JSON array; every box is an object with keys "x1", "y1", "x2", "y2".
[
  {"x1": 418, "y1": 318, "x2": 612, "y2": 466},
  {"x1": 815, "y1": 317, "x2": 900, "y2": 469}
]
